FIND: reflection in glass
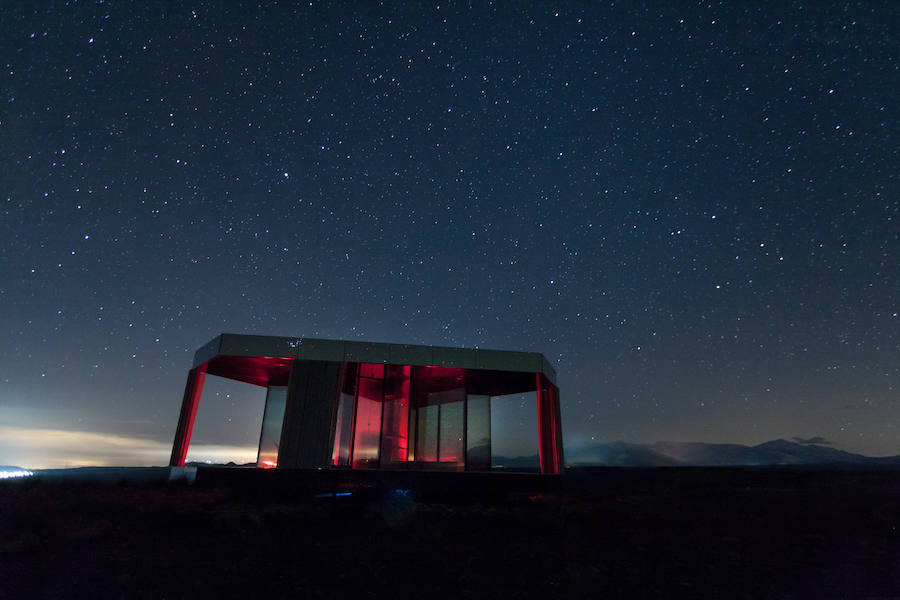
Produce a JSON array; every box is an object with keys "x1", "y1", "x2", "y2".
[
  {"x1": 490, "y1": 391, "x2": 540, "y2": 470},
  {"x1": 332, "y1": 364, "x2": 358, "y2": 466},
  {"x1": 410, "y1": 367, "x2": 466, "y2": 468},
  {"x1": 381, "y1": 365, "x2": 410, "y2": 465},
  {"x1": 416, "y1": 404, "x2": 439, "y2": 462},
  {"x1": 438, "y1": 391, "x2": 464, "y2": 465},
  {"x1": 256, "y1": 386, "x2": 287, "y2": 468},
  {"x1": 358, "y1": 362, "x2": 385, "y2": 379},
  {"x1": 326, "y1": 362, "x2": 550, "y2": 473},
  {"x1": 352, "y1": 368, "x2": 383, "y2": 469},
  {"x1": 408, "y1": 406, "x2": 417, "y2": 461},
  {"x1": 466, "y1": 394, "x2": 491, "y2": 470}
]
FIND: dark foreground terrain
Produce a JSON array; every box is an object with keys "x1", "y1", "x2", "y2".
[{"x1": 2, "y1": 467, "x2": 899, "y2": 599}]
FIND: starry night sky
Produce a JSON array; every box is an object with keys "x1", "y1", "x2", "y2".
[{"x1": 2, "y1": 1, "x2": 897, "y2": 468}]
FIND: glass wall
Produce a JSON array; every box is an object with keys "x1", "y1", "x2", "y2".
[
  {"x1": 332, "y1": 363, "x2": 358, "y2": 466},
  {"x1": 411, "y1": 367, "x2": 466, "y2": 469},
  {"x1": 437, "y1": 389, "x2": 464, "y2": 465},
  {"x1": 351, "y1": 369, "x2": 383, "y2": 468},
  {"x1": 381, "y1": 365, "x2": 411, "y2": 465},
  {"x1": 256, "y1": 386, "x2": 287, "y2": 468},
  {"x1": 188, "y1": 374, "x2": 268, "y2": 466},
  {"x1": 490, "y1": 391, "x2": 540, "y2": 470},
  {"x1": 408, "y1": 405, "x2": 417, "y2": 462},
  {"x1": 416, "y1": 404, "x2": 439, "y2": 462},
  {"x1": 327, "y1": 361, "x2": 552, "y2": 473},
  {"x1": 466, "y1": 394, "x2": 491, "y2": 470}
]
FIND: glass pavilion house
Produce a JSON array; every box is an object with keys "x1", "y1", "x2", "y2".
[{"x1": 170, "y1": 334, "x2": 564, "y2": 474}]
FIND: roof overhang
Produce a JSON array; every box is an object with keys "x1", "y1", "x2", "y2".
[{"x1": 192, "y1": 333, "x2": 557, "y2": 385}]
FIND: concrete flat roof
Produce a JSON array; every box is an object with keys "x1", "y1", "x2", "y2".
[{"x1": 193, "y1": 333, "x2": 557, "y2": 385}]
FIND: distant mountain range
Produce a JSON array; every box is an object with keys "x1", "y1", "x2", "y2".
[
  {"x1": 8, "y1": 440, "x2": 898, "y2": 475},
  {"x1": 562, "y1": 439, "x2": 900, "y2": 467}
]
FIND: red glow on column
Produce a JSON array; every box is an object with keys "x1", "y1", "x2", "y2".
[
  {"x1": 333, "y1": 413, "x2": 344, "y2": 467},
  {"x1": 169, "y1": 363, "x2": 207, "y2": 467},
  {"x1": 396, "y1": 365, "x2": 410, "y2": 461},
  {"x1": 381, "y1": 364, "x2": 411, "y2": 464},
  {"x1": 548, "y1": 382, "x2": 561, "y2": 473},
  {"x1": 536, "y1": 373, "x2": 561, "y2": 475}
]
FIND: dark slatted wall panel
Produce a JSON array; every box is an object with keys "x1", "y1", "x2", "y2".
[{"x1": 277, "y1": 359, "x2": 343, "y2": 468}]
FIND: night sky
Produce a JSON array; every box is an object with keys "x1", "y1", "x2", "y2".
[{"x1": 2, "y1": 2, "x2": 897, "y2": 469}]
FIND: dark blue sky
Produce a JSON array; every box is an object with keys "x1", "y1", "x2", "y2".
[{"x1": 1, "y1": 1, "x2": 897, "y2": 467}]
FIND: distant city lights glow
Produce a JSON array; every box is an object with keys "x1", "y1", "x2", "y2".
[{"x1": 0, "y1": 470, "x2": 34, "y2": 479}]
